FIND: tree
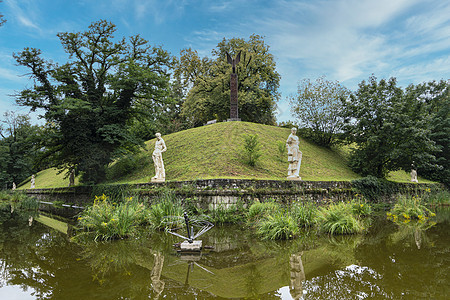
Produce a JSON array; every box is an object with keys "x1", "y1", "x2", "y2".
[
  {"x1": 342, "y1": 76, "x2": 436, "y2": 178},
  {"x1": 0, "y1": 0, "x2": 6, "y2": 27},
  {"x1": 289, "y1": 77, "x2": 350, "y2": 147},
  {"x1": 175, "y1": 35, "x2": 281, "y2": 126},
  {"x1": 14, "y1": 20, "x2": 173, "y2": 184},
  {"x1": 0, "y1": 112, "x2": 42, "y2": 188}
]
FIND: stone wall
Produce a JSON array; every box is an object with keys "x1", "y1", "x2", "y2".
[{"x1": 24, "y1": 179, "x2": 439, "y2": 214}]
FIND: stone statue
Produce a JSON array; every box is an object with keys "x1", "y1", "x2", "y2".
[
  {"x1": 286, "y1": 128, "x2": 302, "y2": 180},
  {"x1": 30, "y1": 174, "x2": 35, "y2": 189},
  {"x1": 68, "y1": 169, "x2": 75, "y2": 187},
  {"x1": 411, "y1": 163, "x2": 418, "y2": 183},
  {"x1": 12, "y1": 182, "x2": 16, "y2": 191},
  {"x1": 151, "y1": 133, "x2": 167, "y2": 182}
]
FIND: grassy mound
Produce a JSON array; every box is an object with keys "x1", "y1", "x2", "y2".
[{"x1": 17, "y1": 121, "x2": 435, "y2": 188}]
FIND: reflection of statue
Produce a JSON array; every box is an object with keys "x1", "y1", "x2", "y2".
[
  {"x1": 289, "y1": 253, "x2": 305, "y2": 300},
  {"x1": 30, "y1": 175, "x2": 35, "y2": 189},
  {"x1": 414, "y1": 228, "x2": 422, "y2": 249},
  {"x1": 151, "y1": 252, "x2": 165, "y2": 298},
  {"x1": 151, "y1": 133, "x2": 167, "y2": 182},
  {"x1": 69, "y1": 169, "x2": 75, "y2": 187},
  {"x1": 12, "y1": 182, "x2": 16, "y2": 191},
  {"x1": 286, "y1": 128, "x2": 302, "y2": 180}
]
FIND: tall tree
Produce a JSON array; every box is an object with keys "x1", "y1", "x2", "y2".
[
  {"x1": 0, "y1": 112, "x2": 42, "y2": 188},
  {"x1": 14, "y1": 20, "x2": 173, "y2": 184},
  {"x1": 176, "y1": 35, "x2": 281, "y2": 126},
  {"x1": 289, "y1": 76, "x2": 350, "y2": 147},
  {"x1": 342, "y1": 76, "x2": 436, "y2": 178}
]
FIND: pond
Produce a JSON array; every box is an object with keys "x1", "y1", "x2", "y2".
[{"x1": 0, "y1": 208, "x2": 448, "y2": 299}]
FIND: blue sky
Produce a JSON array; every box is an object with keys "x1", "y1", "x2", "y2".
[{"x1": 0, "y1": 0, "x2": 449, "y2": 123}]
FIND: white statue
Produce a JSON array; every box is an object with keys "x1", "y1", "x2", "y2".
[
  {"x1": 12, "y1": 182, "x2": 16, "y2": 191},
  {"x1": 151, "y1": 133, "x2": 167, "y2": 182},
  {"x1": 411, "y1": 164, "x2": 419, "y2": 183},
  {"x1": 286, "y1": 128, "x2": 302, "y2": 180},
  {"x1": 30, "y1": 174, "x2": 35, "y2": 189}
]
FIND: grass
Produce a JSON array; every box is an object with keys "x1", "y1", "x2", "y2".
[
  {"x1": 17, "y1": 167, "x2": 80, "y2": 189},
  {"x1": 148, "y1": 190, "x2": 184, "y2": 230},
  {"x1": 256, "y1": 210, "x2": 299, "y2": 240},
  {"x1": 315, "y1": 202, "x2": 365, "y2": 235},
  {"x1": 387, "y1": 194, "x2": 435, "y2": 221},
  {"x1": 209, "y1": 203, "x2": 246, "y2": 225}
]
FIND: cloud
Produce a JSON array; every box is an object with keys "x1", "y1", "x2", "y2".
[{"x1": 6, "y1": 0, "x2": 41, "y2": 31}]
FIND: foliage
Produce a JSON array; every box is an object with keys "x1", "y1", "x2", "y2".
[
  {"x1": 14, "y1": 20, "x2": 173, "y2": 184},
  {"x1": 350, "y1": 196, "x2": 372, "y2": 218},
  {"x1": 0, "y1": 191, "x2": 39, "y2": 212},
  {"x1": 422, "y1": 189, "x2": 450, "y2": 205},
  {"x1": 342, "y1": 76, "x2": 436, "y2": 178},
  {"x1": 315, "y1": 202, "x2": 364, "y2": 235},
  {"x1": 242, "y1": 134, "x2": 262, "y2": 167},
  {"x1": 256, "y1": 210, "x2": 299, "y2": 240},
  {"x1": 92, "y1": 184, "x2": 135, "y2": 203},
  {"x1": 0, "y1": 112, "x2": 43, "y2": 189},
  {"x1": 209, "y1": 203, "x2": 246, "y2": 225},
  {"x1": 351, "y1": 176, "x2": 399, "y2": 202},
  {"x1": 176, "y1": 35, "x2": 281, "y2": 126},
  {"x1": 246, "y1": 200, "x2": 281, "y2": 227},
  {"x1": 77, "y1": 194, "x2": 148, "y2": 241},
  {"x1": 387, "y1": 194, "x2": 435, "y2": 221},
  {"x1": 148, "y1": 190, "x2": 184, "y2": 230},
  {"x1": 290, "y1": 201, "x2": 317, "y2": 228},
  {"x1": 289, "y1": 77, "x2": 350, "y2": 147}
]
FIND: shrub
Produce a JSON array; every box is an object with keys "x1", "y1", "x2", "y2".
[
  {"x1": 242, "y1": 134, "x2": 262, "y2": 167},
  {"x1": 256, "y1": 211, "x2": 299, "y2": 240},
  {"x1": 316, "y1": 202, "x2": 364, "y2": 235},
  {"x1": 350, "y1": 196, "x2": 372, "y2": 218},
  {"x1": 276, "y1": 141, "x2": 286, "y2": 162},
  {"x1": 423, "y1": 189, "x2": 450, "y2": 205},
  {"x1": 247, "y1": 200, "x2": 280, "y2": 227},
  {"x1": 291, "y1": 202, "x2": 317, "y2": 228},
  {"x1": 77, "y1": 194, "x2": 148, "y2": 241},
  {"x1": 351, "y1": 176, "x2": 398, "y2": 202}
]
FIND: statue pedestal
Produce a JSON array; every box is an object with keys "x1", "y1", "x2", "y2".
[
  {"x1": 151, "y1": 178, "x2": 165, "y2": 183},
  {"x1": 180, "y1": 240, "x2": 202, "y2": 251},
  {"x1": 287, "y1": 176, "x2": 302, "y2": 181}
]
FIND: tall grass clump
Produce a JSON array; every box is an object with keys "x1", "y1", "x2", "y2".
[
  {"x1": 387, "y1": 194, "x2": 434, "y2": 221},
  {"x1": 316, "y1": 202, "x2": 364, "y2": 235},
  {"x1": 423, "y1": 189, "x2": 450, "y2": 205},
  {"x1": 77, "y1": 194, "x2": 148, "y2": 241},
  {"x1": 148, "y1": 190, "x2": 184, "y2": 230},
  {"x1": 291, "y1": 202, "x2": 317, "y2": 228},
  {"x1": 242, "y1": 134, "x2": 262, "y2": 167},
  {"x1": 246, "y1": 200, "x2": 281, "y2": 228},
  {"x1": 256, "y1": 210, "x2": 299, "y2": 240},
  {"x1": 350, "y1": 195, "x2": 372, "y2": 218},
  {"x1": 209, "y1": 203, "x2": 246, "y2": 225}
]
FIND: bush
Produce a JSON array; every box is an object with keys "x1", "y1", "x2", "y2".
[
  {"x1": 242, "y1": 134, "x2": 262, "y2": 167},
  {"x1": 276, "y1": 141, "x2": 286, "y2": 162},
  {"x1": 291, "y1": 202, "x2": 317, "y2": 228},
  {"x1": 77, "y1": 194, "x2": 148, "y2": 241},
  {"x1": 316, "y1": 202, "x2": 364, "y2": 235},
  {"x1": 256, "y1": 211, "x2": 299, "y2": 240},
  {"x1": 423, "y1": 189, "x2": 450, "y2": 205},
  {"x1": 350, "y1": 196, "x2": 372, "y2": 218}
]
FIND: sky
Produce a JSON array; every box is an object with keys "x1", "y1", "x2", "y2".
[{"x1": 0, "y1": 0, "x2": 449, "y2": 124}]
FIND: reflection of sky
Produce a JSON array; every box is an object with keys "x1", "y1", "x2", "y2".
[{"x1": 0, "y1": 285, "x2": 35, "y2": 300}]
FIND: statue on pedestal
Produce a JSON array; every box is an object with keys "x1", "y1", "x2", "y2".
[
  {"x1": 286, "y1": 128, "x2": 302, "y2": 180},
  {"x1": 30, "y1": 175, "x2": 35, "y2": 189},
  {"x1": 12, "y1": 182, "x2": 16, "y2": 191},
  {"x1": 411, "y1": 163, "x2": 418, "y2": 183},
  {"x1": 151, "y1": 133, "x2": 167, "y2": 182}
]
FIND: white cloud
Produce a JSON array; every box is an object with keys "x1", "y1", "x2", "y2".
[{"x1": 6, "y1": 0, "x2": 41, "y2": 31}]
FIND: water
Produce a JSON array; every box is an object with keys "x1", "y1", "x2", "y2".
[{"x1": 0, "y1": 209, "x2": 449, "y2": 299}]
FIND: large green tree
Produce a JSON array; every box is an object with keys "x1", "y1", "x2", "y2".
[
  {"x1": 289, "y1": 76, "x2": 350, "y2": 147},
  {"x1": 342, "y1": 76, "x2": 436, "y2": 178},
  {"x1": 176, "y1": 35, "x2": 281, "y2": 126},
  {"x1": 0, "y1": 112, "x2": 42, "y2": 188},
  {"x1": 14, "y1": 20, "x2": 173, "y2": 184}
]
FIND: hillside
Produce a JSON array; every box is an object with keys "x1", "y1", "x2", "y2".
[{"x1": 17, "y1": 121, "x2": 434, "y2": 189}]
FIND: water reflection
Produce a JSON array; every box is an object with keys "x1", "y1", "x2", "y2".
[{"x1": 0, "y1": 210, "x2": 448, "y2": 299}]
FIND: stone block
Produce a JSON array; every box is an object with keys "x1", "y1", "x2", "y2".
[{"x1": 180, "y1": 240, "x2": 202, "y2": 251}]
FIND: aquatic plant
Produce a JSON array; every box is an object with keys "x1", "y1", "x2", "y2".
[
  {"x1": 77, "y1": 194, "x2": 148, "y2": 241},
  {"x1": 148, "y1": 190, "x2": 184, "y2": 230},
  {"x1": 290, "y1": 201, "x2": 317, "y2": 228},
  {"x1": 246, "y1": 200, "x2": 281, "y2": 227},
  {"x1": 209, "y1": 203, "x2": 246, "y2": 225},
  {"x1": 350, "y1": 195, "x2": 372, "y2": 218},
  {"x1": 423, "y1": 189, "x2": 450, "y2": 205},
  {"x1": 256, "y1": 211, "x2": 299, "y2": 240},
  {"x1": 388, "y1": 194, "x2": 434, "y2": 221},
  {"x1": 315, "y1": 202, "x2": 364, "y2": 235}
]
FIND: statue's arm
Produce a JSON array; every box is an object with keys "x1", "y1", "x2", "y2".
[{"x1": 161, "y1": 140, "x2": 167, "y2": 152}]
